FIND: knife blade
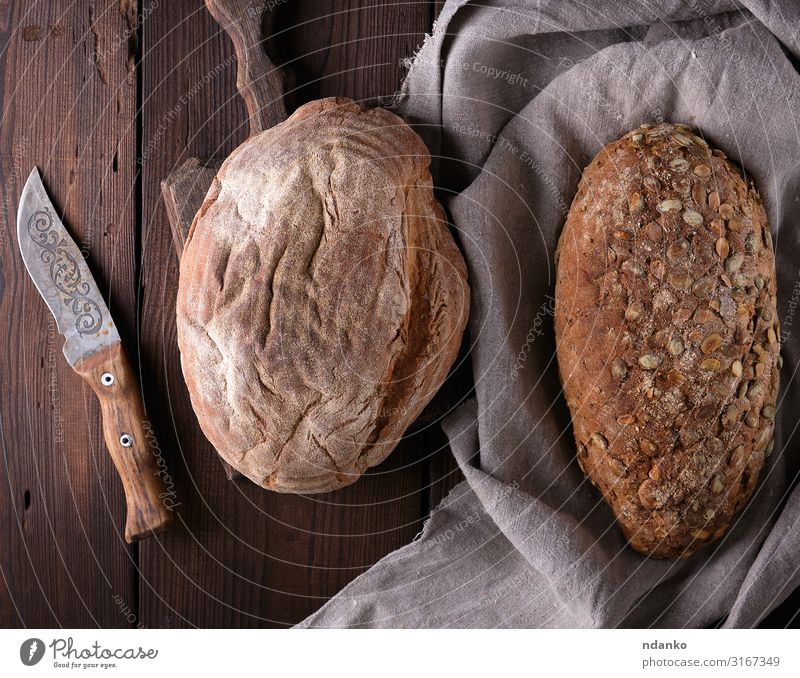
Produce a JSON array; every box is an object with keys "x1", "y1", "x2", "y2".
[{"x1": 17, "y1": 168, "x2": 173, "y2": 543}]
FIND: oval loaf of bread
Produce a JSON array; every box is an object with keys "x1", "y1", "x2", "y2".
[
  {"x1": 177, "y1": 97, "x2": 469, "y2": 494},
  {"x1": 555, "y1": 122, "x2": 779, "y2": 558}
]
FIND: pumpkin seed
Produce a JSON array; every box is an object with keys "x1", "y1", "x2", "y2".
[
  {"x1": 657, "y1": 199, "x2": 682, "y2": 213},
  {"x1": 731, "y1": 445, "x2": 746, "y2": 467},
  {"x1": 692, "y1": 276, "x2": 715, "y2": 298},
  {"x1": 701, "y1": 334, "x2": 723, "y2": 354},
  {"x1": 708, "y1": 191, "x2": 721, "y2": 210},
  {"x1": 692, "y1": 164, "x2": 711, "y2": 178},
  {"x1": 732, "y1": 273, "x2": 748, "y2": 288},
  {"x1": 715, "y1": 237, "x2": 729, "y2": 259},
  {"x1": 682, "y1": 209, "x2": 703, "y2": 227},
  {"x1": 622, "y1": 259, "x2": 644, "y2": 276},
  {"x1": 640, "y1": 439, "x2": 658, "y2": 455},
  {"x1": 643, "y1": 176, "x2": 661, "y2": 192},
  {"x1": 725, "y1": 253, "x2": 744, "y2": 273},
  {"x1": 748, "y1": 381, "x2": 766, "y2": 399},
  {"x1": 644, "y1": 221, "x2": 662, "y2": 240},
  {"x1": 625, "y1": 301, "x2": 643, "y2": 321},
  {"x1": 650, "y1": 259, "x2": 665, "y2": 279},
  {"x1": 590, "y1": 432, "x2": 608, "y2": 449},
  {"x1": 719, "y1": 203, "x2": 734, "y2": 219},
  {"x1": 722, "y1": 404, "x2": 738, "y2": 427},
  {"x1": 711, "y1": 383, "x2": 730, "y2": 398},
  {"x1": 667, "y1": 369, "x2": 685, "y2": 385},
  {"x1": 673, "y1": 178, "x2": 690, "y2": 194},
  {"x1": 669, "y1": 272, "x2": 693, "y2": 290},
  {"x1": 611, "y1": 358, "x2": 628, "y2": 380},
  {"x1": 628, "y1": 192, "x2": 644, "y2": 214},
  {"x1": 694, "y1": 307, "x2": 715, "y2": 323},
  {"x1": 667, "y1": 338, "x2": 684, "y2": 356},
  {"x1": 667, "y1": 239, "x2": 689, "y2": 259},
  {"x1": 755, "y1": 427, "x2": 771, "y2": 451},
  {"x1": 639, "y1": 353, "x2": 661, "y2": 369},
  {"x1": 700, "y1": 358, "x2": 721, "y2": 371},
  {"x1": 691, "y1": 183, "x2": 706, "y2": 206},
  {"x1": 670, "y1": 158, "x2": 689, "y2": 172}
]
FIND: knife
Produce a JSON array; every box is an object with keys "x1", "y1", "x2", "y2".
[{"x1": 17, "y1": 168, "x2": 173, "y2": 543}]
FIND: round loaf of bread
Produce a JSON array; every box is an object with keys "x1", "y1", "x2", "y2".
[
  {"x1": 177, "y1": 97, "x2": 469, "y2": 493},
  {"x1": 555, "y1": 122, "x2": 779, "y2": 558}
]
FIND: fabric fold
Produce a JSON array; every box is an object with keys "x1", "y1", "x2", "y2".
[{"x1": 299, "y1": 0, "x2": 799, "y2": 628}]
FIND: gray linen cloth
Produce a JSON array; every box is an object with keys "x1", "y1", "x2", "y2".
[{"x1": 299, "y1": 0, "x2": 800, "y2": 628}]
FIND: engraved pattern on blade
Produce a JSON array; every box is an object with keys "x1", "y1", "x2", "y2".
[
  {"x1": 26, "y1": 208, "x2": 104, "y2": 335},
  {"x1": 17, "y1": 169, "x2": 120, "y2": 366}
]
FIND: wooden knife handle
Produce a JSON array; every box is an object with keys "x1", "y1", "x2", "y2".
[{"x1": 74, "y1": 343, "x2": 174, "y2": 543}]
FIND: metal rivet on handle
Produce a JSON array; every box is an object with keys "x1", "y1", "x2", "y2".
[
  {"x1": 101, "y1": 373, "x2": 114, "y2": 386},
  {"x1": 120, "y1": 434, "x2": 133, "y2": 447}
]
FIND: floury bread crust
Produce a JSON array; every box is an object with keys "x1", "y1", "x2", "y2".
[
  {"x1": 555, "y1": 122, "x2": 779, "y2": 558},
  {"x1": 177, "y1": 97, "x2": 469, "y2": 493}
]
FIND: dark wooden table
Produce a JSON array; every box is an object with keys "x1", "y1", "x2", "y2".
[{"x1": 1, "y1": 0, "x2": 796, "y2": 629}]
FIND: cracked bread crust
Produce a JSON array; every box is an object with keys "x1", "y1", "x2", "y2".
[
  {"x1": 555, "y1": 122, "x2": 779, "y2": 558},
  {"x1": 176, "y1": 97, "x2": 470, "y2": 493}
]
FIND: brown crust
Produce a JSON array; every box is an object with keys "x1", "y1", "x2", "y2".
[
  {"x1": 176, "y1": 97, "x2": 469, "y2": 493},
  {"x1": 555, "y1": 122, "x2": 779, "y2": 558}
]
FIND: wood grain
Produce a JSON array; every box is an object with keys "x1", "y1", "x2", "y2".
[
  {"x1": 205, "y1": 0, "x2": 288, "y2": 135},
  {"x1": 160, "y1": 157, "x2": 221, "y2": 253},
  {"x1": 272, "y1": 0, "x2": 431, "y2": 107},
  {"x1": 73, "y1": 342, "x2": 174, "y2": 543},
  {"x1": 0, "y1": 0, "x2": 139, "y2": 626}
]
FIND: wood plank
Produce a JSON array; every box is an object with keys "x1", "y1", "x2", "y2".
[
  {"x1": 139, "y1": 0, "x2": 431, "y2": 628},
  {"x1": 272, "y1": 0, "x2": 430, "y2": 107},
  {"x1": 0, "y1": 0, "x2": 139, "y2": 627}
]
